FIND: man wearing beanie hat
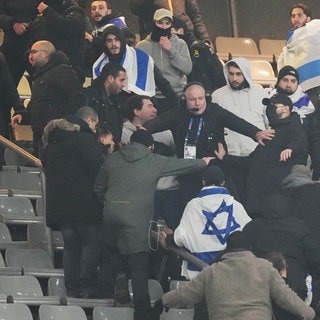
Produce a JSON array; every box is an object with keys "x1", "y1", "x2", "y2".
[
  {"x1": 93, "y1": 25, "x2": 179, "y2": 109},
  {"x1": 163, "y1": 165, "x2": 251, "y2": 319},
  {"x1": 267, "y1": 65, "x2": 320, "y2": 180},
  {"x1": 136, "y1": 8, "x2": 192, "y2": 112},
  {"x1": 215, "y1": 92, "x2": 308, "y2": 217},
  {"x1": 94, "y1": 129, "x2": 214, "y2": 320}
]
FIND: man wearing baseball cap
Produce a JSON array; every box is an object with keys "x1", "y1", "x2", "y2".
[
  {"x1": 215, "y1": 92, "x2": 308, "y2": 217},
  {"x1": 267, "y1": 65, "x2": 320, "y2": 180},
  {"x1": 137, "y1": 8, "x2": 192, "y2": 113}
]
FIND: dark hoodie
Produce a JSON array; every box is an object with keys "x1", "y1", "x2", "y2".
[
  {"x1": 102, "y1": 25, "x2": 126, "y2": 62},
  {"x1": 244, "y1": 192, "x2": 320, "y2": 301},
  {"x1": 15, "y1": 50, "x2": 81, "y2": 154}
]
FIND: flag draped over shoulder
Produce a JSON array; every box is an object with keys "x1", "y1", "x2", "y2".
[
  {"x1": 278, "y1": 19, "x2": 320, "y2": 92},
  {"x1": 92, "y1": 45, "x2": 156, "y2": 97}
]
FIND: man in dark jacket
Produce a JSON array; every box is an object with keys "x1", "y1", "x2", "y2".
[
  {"x1": 11, "y1": 40, "x2": 82, "y2": 156},
  {"x1": 29, "y1": 0, "x2": 86, "y2": 82},
  {"x1": 243, "y1": 192, "x2": 320, "y2": 315},
  {"x1": 216, "y1": 93, "x2": 308, "y2": 217},
  {"x1": 0, "y1": 0, "x2": 41, "y2": 84},
  {"x1": 41, "y1": 106, "x2": 104, "y2": 298},
  {"x1": 144, "y1": 81, "x2": 274, "y2": 207},
  {"x1": 68, "y1": 62, "x2": 126, "y2": 147}
]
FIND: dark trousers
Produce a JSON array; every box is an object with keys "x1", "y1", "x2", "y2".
[{"x1": 60, "y1": 222, "x2": 103, "y2": 296}]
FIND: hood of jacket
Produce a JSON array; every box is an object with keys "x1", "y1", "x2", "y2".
[
  {"x1": 223, "y1": 57, "x2": 252, "y2": 88},
  {"x1": 42, "y1": 114, "x2": 93, "y2": 147},
  {"x1": 119, "y1": 142, "x2": 152, "y2": 162},
  {"x1": 34, "y1": 50, "x2": 71, "y2": 78}
]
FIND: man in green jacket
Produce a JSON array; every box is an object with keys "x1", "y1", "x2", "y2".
[{"x1": 94, "y1": 129, "x2": 213, "y2": 320}]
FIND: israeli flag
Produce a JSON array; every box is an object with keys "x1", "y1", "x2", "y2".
[
  {"x1": 278, "y1": 19, "x2": 320, "y2": 91},
  {"x1": 93, "y1": 45, "x2": 156, "y2": 97}
]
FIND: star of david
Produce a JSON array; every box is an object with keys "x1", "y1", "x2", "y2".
[{"x1": 201, "y1": 200, "x2": 240, "y2": 244}]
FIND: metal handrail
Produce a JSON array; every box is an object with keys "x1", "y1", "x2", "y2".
[{"x1": 0, "y1": 135, "x2": 54, "y2": 265}]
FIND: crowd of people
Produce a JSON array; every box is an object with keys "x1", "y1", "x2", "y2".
[{"x1": 1, "y1": 1, "x2": 320, "y2": 320}]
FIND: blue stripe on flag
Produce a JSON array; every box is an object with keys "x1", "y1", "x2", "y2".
[
  {"x1": 297, "y1": 60, "x2": 320, "y2": 83},
  {"x1": 135, "y1": 49, "x2": 148, "y2": 90}
]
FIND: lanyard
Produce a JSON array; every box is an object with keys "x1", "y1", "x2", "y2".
[{"x1": 185, "y1": 117, "x2": 203, "y2": 145}]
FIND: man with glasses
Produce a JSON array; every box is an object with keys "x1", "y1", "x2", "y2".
[{"x1": 11, "y1": 40, "x2": 81, "y2": 156}]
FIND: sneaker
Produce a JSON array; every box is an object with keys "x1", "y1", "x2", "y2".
[{"x1": 114, "y1": 276, "x2": 131, "y2": 306}]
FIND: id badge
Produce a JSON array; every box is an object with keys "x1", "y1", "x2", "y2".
[{"x1": 184, "y1": 145, "x2": 197, "y2": 159}]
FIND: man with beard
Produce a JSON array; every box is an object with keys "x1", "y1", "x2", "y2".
[
  {"x1": 84, "y1": 0, "x2": 127, "y2": 70},
  {"x1": 136, "y1": 8, "x2": 192, "y2": 113},
  {"x1": 211, "y1": 57, "x2": 269, "y2": 201},
  {"x1": 11, "y1": 40, "x2": 82, "y2": 156},
  {"x1": 93, "y1": 25, "x2": 179, "y2": 113},
  {"x1": 267, "y1": 65, "x2": 320, "y2": 180},
  {"x1": 215, "y1": 93, "x2": 308, "y2": 217}
]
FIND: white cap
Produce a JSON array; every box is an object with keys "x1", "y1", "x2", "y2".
[{"x1": 153, "y1": 8, "x2": 173, "y2": 21}]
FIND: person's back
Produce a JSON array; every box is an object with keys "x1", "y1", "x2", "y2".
[{"x1": 160, "y1": 231, "x2": 315, "y2": 320}]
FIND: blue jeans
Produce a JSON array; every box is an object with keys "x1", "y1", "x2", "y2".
[{"x1": 60, "y1": 222, "x2": 103, "y2": 296}]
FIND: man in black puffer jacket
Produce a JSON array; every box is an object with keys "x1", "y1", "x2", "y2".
[{"x1": 11, "y1": 40, "x2": 81, "y2": 156}]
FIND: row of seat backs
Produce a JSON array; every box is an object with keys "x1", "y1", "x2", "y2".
[
  {"x1": 0, "y1": 303, "x2": 194, "y2": 320},
  {"x1": 215, "y1": 36, "x2": 285, "y2": 62}
]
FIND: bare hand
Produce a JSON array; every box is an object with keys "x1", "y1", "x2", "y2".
[
  {"x1": 37, "y1": 2, "x2": 48, "y2": 14},
  {"x1": 11, "y1": 114, "x2": 22, "y2": 127},
  {"x1": 13, "y1": 22, "x2": 28, "y2": 35},
  {"x1": 159, "y1": 226, "x2": 173, "y2": 248},
  {"x1": 159, "y1": 36, "x2": 171, "y2": 51},
  {"x1": 85, "y1": 31, "x2": 93, "y2": 42},
  {"x1": 256, "y1": 129, "x2": 275, "y2": 146},
  {"x1": 280, "y1": 148, "x2": 292, "y2": 161},
  {"x1": 214, "y1": 143, "x2": 226, "y2": 160},
  {"x1": 202, "y1": 156, "x2": 215, "y2": 165}
]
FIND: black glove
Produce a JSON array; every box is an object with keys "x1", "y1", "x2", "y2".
[
  {"x1": 153, "y1": 298, "x2": 169, "y2": 319},
  {"x1": 312, "y1": 166, "x2": 320, "y2": 181}
]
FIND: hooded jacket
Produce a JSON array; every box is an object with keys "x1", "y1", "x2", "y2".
[
  {"x1": 244, "y1": 192, "x2": 320, "y2": 301},
  {"x1": 93, "y1": 142, "x2": 206, "y2": 254},
  {"x1": 41, "y1": 115, "x2": 104, "y2": 230},
  {"x1": 212, "y1": 57, "x2": 269, "y2": 156},
  {"x1": 137, "y1": 32, "x2": 192, "y2": 97}
]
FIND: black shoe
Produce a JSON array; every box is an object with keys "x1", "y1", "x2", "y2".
[{"x1": 114, "y1": 276, "x2": 131, "y2": 306}]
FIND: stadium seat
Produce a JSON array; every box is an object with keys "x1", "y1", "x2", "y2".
[
  {"x1": 17, "y1": 75, "x2": 31, "y2": 100},
  {"x1": 0, "y1": 303, "x2": 33, "y2": 320},
  {"x1": 249, "y1": 60, "x2": 277, "y2": 86},
  {"x1": 39, "y1": 304, "x2": 87, "y2": 320},
  {"x1": 259, "y1": 38, "x2": 285, "y2": 60},
  {"x1": 93, "y1": 306, "x2": 134, "y2": 320},
  {"x1": 128, "y1": 279, "x2": 163, "y2": 305}
]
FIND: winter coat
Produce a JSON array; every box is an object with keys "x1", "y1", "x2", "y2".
[
  {"x1": 28, "y1": 0, "x2": 86, "y2": 80},
  {"x1": 223, "y1": 113, "x2": 308, "y2": 215},
  {"x1": 162, "y1": 250, "x2": 315, "y2": 320},
  {"x1": 41, "y1": 115, "x2": 104, "y2": 230},
  {"x1": 67, "y1": 78, "x2": 123, "y2": 144},
  {"x1": 243, "y1": 192, "x2": 320, "y2": 301},
  {"x1": 212, "y1": 57, "x2": 269, "y2": 156},
  {"x1": 130, "y1": 0, "x2": 211, "y2": 45},
  {"x1": 16, "y1": 51, "x2": 82, "y2": 152},
  {"x1": 93, "y1": 142, "x2": 206, "y2": 254},
  {"x1": 137, "y1": 33, "x2": 192, "y2": 97}
]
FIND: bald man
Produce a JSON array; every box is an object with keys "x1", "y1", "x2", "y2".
[{"x1": 11, "y1": 40, "x2": 81, "y2": 155}]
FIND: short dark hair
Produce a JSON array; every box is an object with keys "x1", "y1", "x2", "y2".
[
  {"x1": 126, "y1": 94, "x2": 152, "y2": 121},
  {"x1": 226, "y1": 61, "x2": 240, "y2": 69},
  {"x1": 91, "y1": 0, "x2": 111, "y2": 7},
  {"x1": 262, "y1": 252, "x2": 287, "y2": 274},
  {"x1": 96, "y1": 125, "x2": 113, "y2": 139},
  {"x1": 290, "y1": 3, "x2": 312, "y2": 18},
  {"x1": 100, "y1": 62, "x2": 126, "y2": 80},
  {"x1": 172, "y1": 16, "x2": 187, "y2": 34}
]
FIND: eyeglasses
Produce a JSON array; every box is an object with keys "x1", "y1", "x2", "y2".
[{"x1": 29, "y1": 49, "x2": 48, "y2": 54}]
